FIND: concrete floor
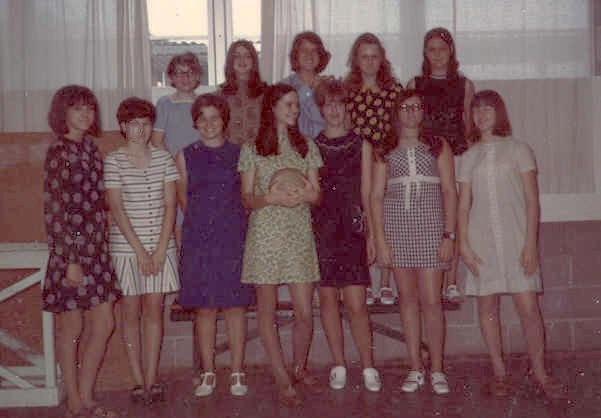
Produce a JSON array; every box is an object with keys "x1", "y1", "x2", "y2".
[{"x1": 2, "y1": 353, "x2": 599, "y2": 418}]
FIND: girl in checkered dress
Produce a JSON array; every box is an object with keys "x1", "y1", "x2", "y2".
[{"x1": 371, "y1": 89, "x2": 457, "y2": 395}]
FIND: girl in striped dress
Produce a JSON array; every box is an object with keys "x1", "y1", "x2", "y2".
[{"x1": 105, "y1": 97, "x2": 180, "y2": 404}]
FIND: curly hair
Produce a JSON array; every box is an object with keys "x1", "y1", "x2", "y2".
[
  {"x1": 289, "y1": 31, "x2": 331, "y2": 74},
  {"x1": 314, "y1": 76, "x2": 348, "y2": 111},
  {"x1": 190, "y1": 93, "x2": 230, "y2": 128},
  {"x1": 256, "y1": 84, "x2": 308, "y2": 158},
  {"x1": 47, "y1": 85, "x2": 101, "y2": 137},
  {"x1": 167, "y1": 51, "x2": 202, "y2": 89},
  {"x1": 344, "y1": 32, "x2": 398, "y2": 92}
]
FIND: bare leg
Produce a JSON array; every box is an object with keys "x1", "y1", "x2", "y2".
[
  {"x1": 223, "y1": 307, "x2": 247, "y2": 372},
  {"x1": 195, "y1": 308, "x2": 218, "y2": 372},
  {"x1": 417, "y1": 269, "x2": 445, "y2": 372},
  {"x1": 120, "y1": 296, "x2": 144, "y2": 387},
  {"x1": 255, "y1": 285, "x2": 291, "y2": 388},
  {"x1": 288, "y1": 282, "x2": 315, "y2": 370},
  {"x1": 512, "y1": 292, "x2": 547, "y2": 382},
  {"x1": 380, "y1": 267, "x2": 391, "y2": 288},
  {"x1": 342, "y1": 285, "x2": 373, "y2": 369},
  {"x1": 56, "y1": 310, "x2": 84, "y2": 414},
  {"x1": 142, "y1": 293, "x2": 165, "y2": 388},
  {"x1": 79, "y1": 301, "x2": 115, "y2": 408},
  {"x1": 477, "y1": 294, "x2": 506, "y2": 378},
  {"x1": 444, "y1": 246, "x2": 459, "y2": 288},
  {"x1": 318, "y1": 287, "x2": 345, "y2": 366},
  {"x1": 393, "y1": 268, "x2": 423, "y2": 371}
]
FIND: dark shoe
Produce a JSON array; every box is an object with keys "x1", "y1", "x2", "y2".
[
  {"x1": 130, "y1": 385, "x2": 146, "y2": 403},
  {"x1": 483, "y1": 376, "x2": 512, "y2": 397},
  {"x1": 147, "y1": 382, "x2": 167, "y2": 404}
]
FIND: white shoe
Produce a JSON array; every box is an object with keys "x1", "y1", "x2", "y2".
[
  {"x1": 401, "y1": 370, "x2": 425, "y2": 393},
  {"x1": 379, "y1": 287, "x2": 395, "y2": 305},
  {"x1": 431, "y1": 371, "x2": 450, "y2": 395},
  {"x1": 366, "y1": 288, "x2": 375, "y2": 305},
  {"x1": 362, "y1": 367, "x2": 382, "y2": 392},
  {"x1": 329, "y1": 365, "x2": 347, "y2": 390},
  {"x1": 444, "y1": 284, "x2": 462, "y2": 303},
  {"x1": 194, "y1": 371, "x2": 216, "y2": 397},
  {"x1": 230, "y1": 371, "x2": 248, "y2": 396}
]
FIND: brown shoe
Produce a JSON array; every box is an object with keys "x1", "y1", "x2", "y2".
[
  {"x1": 292, "y1": 365, "x2": 320, "y2": 394},
  {"x1": 483, "y1": 376, "x2": 512, "y2": 397},
  {"x1": 533, "y1": 376, "x2": 567, "y2": 400},
  {"x1": 278, "y1": 384, "x2": 302, "y2": 408}
]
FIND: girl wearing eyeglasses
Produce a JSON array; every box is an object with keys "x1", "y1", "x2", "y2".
[{"x1": 371, "y1": 89, "x2": 457, "y2": 396}]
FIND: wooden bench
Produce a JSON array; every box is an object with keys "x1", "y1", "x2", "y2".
[{"x1": 170, "y1": 299, "x2": 460, "y2": 367}]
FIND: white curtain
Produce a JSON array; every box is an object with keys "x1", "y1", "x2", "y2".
[
  {"x1": 0, "y1": 0, "x2": 151, "y2": 132},
  {"x1": 263, "y1": 0, "x2": 596, "y2": 195}
]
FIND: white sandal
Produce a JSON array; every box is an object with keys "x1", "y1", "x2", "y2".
[
  {"x1": 230, "y1": 371, "x2": 248, "y2": 396},
  {"x1": 194, "y1": 371, "x2": 216, "y2": 397},
  {"x1": 329, "y1": 365, "x2": 347, "y2": 390},
  {"x1": 401, "y1": 370, "x2": 425, "y2": 393},
  {"x1": 431, "y1": 371, "x2": 450, "y2": 395}
]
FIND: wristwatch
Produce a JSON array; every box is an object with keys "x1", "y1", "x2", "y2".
[{"x1": 442, "y1": 231, "x2": 456, "y2": 241}]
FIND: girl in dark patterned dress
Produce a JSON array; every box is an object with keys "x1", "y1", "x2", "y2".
[
  {"x1": 345, "y1": 32, "x2": 403, "y2": 305},
  {"x1": 312, "y1": 78, "x2": 381, "y2": 392},
  {"x1": 371, "y1": 90, "x2": 457, "y2": 395},
  {"x1": 407, "y1": 27, "x2": 475, "y2": 303},
  {"x1": 43, "y1": 85, "x2": 121, "y2": 418}
]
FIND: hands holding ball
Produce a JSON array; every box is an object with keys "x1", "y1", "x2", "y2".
[{"x1": 267, "y1": 168, "x2": 316, "y2": 208}]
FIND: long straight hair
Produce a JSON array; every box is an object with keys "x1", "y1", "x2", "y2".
[
  {"x1": 221, "y1": 40, "x2": 266, "y2": 98},
  {"x1": 345, "y1": 32, "x2": 398, "y2": 92},
  {"x1": 256, "y1": 83, "x2": 308, "y2": 158},
  {"x1": 421, "y1": 27, "x2": 460, "y2": 78}
]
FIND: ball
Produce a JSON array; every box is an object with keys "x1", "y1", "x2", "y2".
[{"x1": 269, "y1": 168, "x2": 307, "y2": 193}]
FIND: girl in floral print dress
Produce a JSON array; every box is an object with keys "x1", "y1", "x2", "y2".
[{"x1": 43, "y1": 85, "x2": 121, "y2": 418}]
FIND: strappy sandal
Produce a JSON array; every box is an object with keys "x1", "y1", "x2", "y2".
[
  {"x1": 278, "y1": 384, "x2": 302, "y2": 408},
  {"x1": 292, "y1": 365, "x2": 320, "y2": 394},
  {"x1": 147, "y1": 382, "x2": 167, "y2": 404},
  {"x1": 531, "y1": 375, "x2": 567, "y2": 400},
  {"x1": 130, "y1": 385, "x2": 146, "y2": 403},
  {"x1": 483, "y1": 376, "x2": 512, "y2": 397},
  {"x1": 86, "y1": 405, "x2": 119, "y2": 418}
]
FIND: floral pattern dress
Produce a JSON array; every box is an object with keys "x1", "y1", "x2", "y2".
[
  {"x1": 42, "y1": 136, "x2": 121, "y2": 313},
  {"x1": 238, "y1": 134, "x2": 323, "y2": 284}
]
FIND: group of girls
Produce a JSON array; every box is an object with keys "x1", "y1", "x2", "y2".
[{"x1": 42, "y1": 27, "x2": 564, "y2": 416}]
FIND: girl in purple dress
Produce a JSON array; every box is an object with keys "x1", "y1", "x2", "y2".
[{"x1": 176, "y1": 94, "x2": 255, "y2": 398}]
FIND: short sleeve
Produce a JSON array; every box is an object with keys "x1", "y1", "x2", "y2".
[
  {"x1": 456, "y1": 147, "x2": 477, "y2": 183},
  {"x1": 154, "y1": 96, "x2": 168, "y2": 132},
  {"x1": 514, "y1": 141, "x2": 537, "y2": 173},
  {"x1": 306, "y1": 139, "x2": 324, "y2": 169},
  {"x1": 238, "y1": 143, "x2": 256, "y2": 172},
  {"x1": 103, "y1": 153, "x2": 121, "y2": 189},
  {"x1": 163, "y1": 152, "x2": 180, "y2": 182}
]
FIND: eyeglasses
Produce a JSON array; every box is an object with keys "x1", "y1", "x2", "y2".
[{"x1": 399, "y1": 103, "x2": 424, "y2": 112}]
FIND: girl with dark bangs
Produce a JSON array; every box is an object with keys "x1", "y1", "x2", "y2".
[
  {"x1": 219, "y1": 40, "x2": 267, "y2": 145},
  {"x1": 372, "y1": 89, "x2": 457, "y2": 396},
  {"x1": 457, "y1": 90, "x2": 565, "y2": 399},
  {"x1": 282, "y1": 31, "x2": 331, "y2": 140},
  {"x1": 345, "y1": 32, "x2": 403, "y2": 306},
  {"x1": 238, "y1": 83, "x2": 323, "y2": 406},
  {"x1": 407, "y1": 27, "x2": 475, "y2": 304},
  {"x1": 43, "y1": 85, "x2": 121, "y2": 418}
]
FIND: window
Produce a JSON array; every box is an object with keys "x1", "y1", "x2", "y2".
[
  {"x1": 425, "y1": 0, "x2": 591, "y2": 80},
  {"x1": 147, "y1": 0, "x2": 261, "y2": 98}
]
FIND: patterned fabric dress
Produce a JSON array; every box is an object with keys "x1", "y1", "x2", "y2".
[
  {"x1": 347, "y1": 82, "x2": 403, "y2": 145},
  {"x1": 219, "y1": 88, "x2": 263, "y2": 145},
  {"x1": 238, "y1": 134, "x2": 323, "y2": 284},
  {"x1": 457, "y1": 138, "x2": 542, "y2": 296},
  {"x1": 312, "y1": 132, "x2": 370, "y2": 288},
  {"x1": 179, "y1": 141, "x2": 255, "y2": 308},
  {"x1": 42, "y1": 136, "x2": 121, "y2": 313},
  {"x1": 104, "y1": 147, "x2": 180, "y2": 296},
  {"x1": 414, "y1": 76, "x2": 468, "y2": 156},
  {"x1": 384, "y1": 141, "x2": 448, "y2": 269}
]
